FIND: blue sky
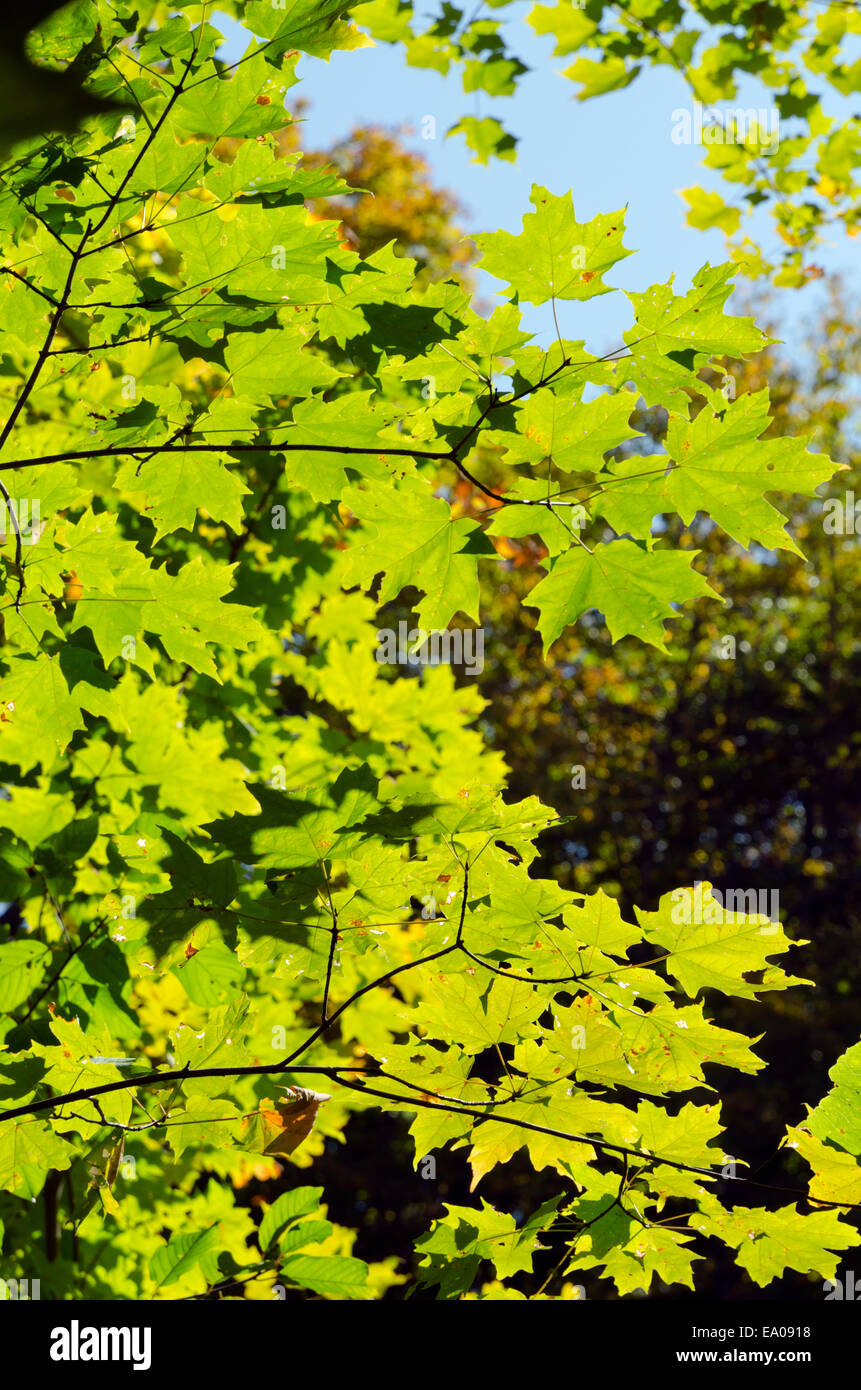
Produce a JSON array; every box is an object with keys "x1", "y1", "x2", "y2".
[{"x1": 215, "y1": 7, "x2": 858, "y2": 357}]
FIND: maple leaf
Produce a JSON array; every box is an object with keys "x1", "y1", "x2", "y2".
[{"x1": 525, "y1": 539, "x2": 717, "y2": 652}]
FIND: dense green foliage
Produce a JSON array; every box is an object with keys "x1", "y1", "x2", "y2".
[{"x1": 0, "y1": 1, "x2": 858, "y2": 1300}]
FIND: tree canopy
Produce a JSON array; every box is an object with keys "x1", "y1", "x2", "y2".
[{"x1": 0, "y1": 0, "x2": 858, "y2": 1302}]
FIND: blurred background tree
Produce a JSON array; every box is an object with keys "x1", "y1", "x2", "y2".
[{"x1": 283, "y1": 105, "x2": 474, "y2": 287}]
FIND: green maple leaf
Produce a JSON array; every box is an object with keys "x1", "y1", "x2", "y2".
[
  {"x1": 634, "y1": 1100, "x2": 726, "y2": 1171},
  {"x1": 597, "y1": 389, "x2": 841, "y2": 551},
  {"x1": 785, "y1": 1125, "x2": 861, "y2": 1208},
  {"x1": 635, "y1": 883, "x2": 797, "y2": 999},
  {"x1": 621, "y1": 1002, "x2": 766, "y2": 1088},
  {"x1": 416, "y1": 1197, "x2": 560, "y2": 1292},
  {"x1": 282, "y1": 392, "x2": 402, "y2": 502},
  {"x1": 39, "y1": 510, "x2": 260, "y2": 673},
  {"x1": 525, "y1": 539, "x2": 717, "y2": 652},
  {"x1": 170, "y1": 1001, "x2": 252, "y2": 1100},
  {"x1": 661, "y1": 391, "x2": 840, "y2": 553},
  {"x1": 0, "y1": 939, "x2": 50, "y2": 1011},
  {"x1": 564, "y1": 55, "x2": 639, "y2": 100},
  {"x1": 223, "y1": 326, "x2": 343, "y2": 401},
  {"x1": 166, "y1": 1097, "x2": 242, "y2": 1159},
  {"x1": 0, "y1": 784, "x2": 75, "y2": 849},
  {"x1": 39, "y1": 510, "x2": 156, "y2": 668},
  {"x1": 501, "y1": 388, "x2": 639, "y2": 474},
  {"x1": 343, "y1": 475, "x2": 495, "y2": 628},
  {"x1": 692, "y1": 1203, "x2": 861, "y2": 1286},
  {"x1": 134, "y1": 450, "x2": 250, "y2": 540},
  {"x1": 378, "y1": 1047, "x2": 486, "y2": 1159},
  {"x1": 484, "y1": 485, "x2": 574, "y2": 558},
  {"x1": 549, "y1": 995, "x2": 764, "y2": 1094},
  {"x1": 448, "y1": 115, "x2": 518, "y2": 164},
  {"x1": 591, "y1": 453, "x2": 674, "y2": 538},
  {"x1": 0, "y1": 648, "x2": 121, "y2": 771},
  {"x1": 206, "y1": 766, "x2": 380, "y2": 871},
  {"x1": 416, "y1": 971, "x2": 545, "y2": 1054},
  {"x1": 624, "y1": 263, "x2": 770, "y2": 358},
  {"x1": 569, "y1": 1215, "x2": 700, "y2": 1295},
  {"x1": 561, "y1": 888, "x2": 643, "y2": 965},
  {"x1": 468, "y1": 1085, "x2": 639, "y2": 1185},
  {"x1": 175, "y1": 942, "x2": 245, "y2": 1009},
  {"x1": 147, "y1": 555, "x2": 265, "y2": 678},
  {"x1": 33, "y1": 1018, "x2": 132, "y2": 1114},
  {"x1": 177, "y1": 198, "x2": 341, "y2": 304},
  {"x1": 171, "y1": 50, "x2": 298, "y2": 141},
  {"x1": 806, "y1": 1039, "x2": 861, "y2": 1157},
  {"x1": 0, "y1": 1116, "x2": 74, "y2": 1198},
  {"x1": 244, "y1": 0, "x2": 365, "y2": 57},
  {"x1": 314, "y1": 243, "x2": 419, "y2": 348},
  {"x1": 474, "y1": 185, "x2": 633, "y2": 305}
]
